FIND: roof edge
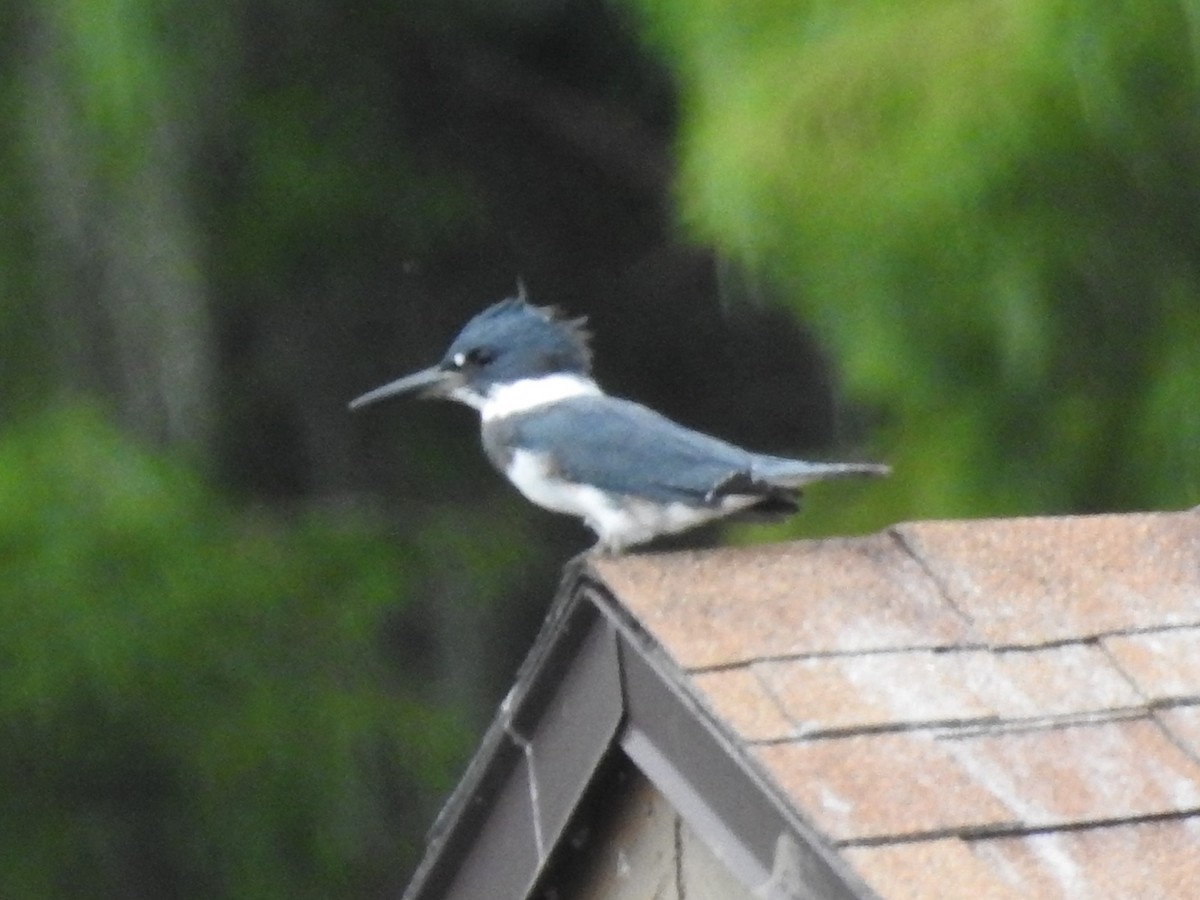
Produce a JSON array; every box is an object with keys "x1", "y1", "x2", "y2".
[
  {"x1": 579, "y1": 569, "x2": 879, "y2": 900},
  {"x1": 402, "y1": 557, "x2": 879, "y2": 899},
  {"x1": 402, "y1": 560, "x2": 623, "y2": 899}
]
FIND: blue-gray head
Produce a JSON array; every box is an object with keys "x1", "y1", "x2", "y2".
[{"x1": 349, "y1": 297, "x2": 593, "y2": 412}]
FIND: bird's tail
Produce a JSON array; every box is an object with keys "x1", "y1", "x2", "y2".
[{"x1": 751, "y1": 456, "x2": 891, "y2": 489}]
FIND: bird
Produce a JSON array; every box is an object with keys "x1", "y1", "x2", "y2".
[{"x1": 349, "y1": 295, "x2": 889, "y2": 553}]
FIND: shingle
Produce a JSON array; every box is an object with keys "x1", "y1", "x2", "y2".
[
  {"x1": 969, "y1": 816, "x2": 1200, "y2": 900},
  {"x1": 979, "y1": 644, "x2": 1142, "y2": 718},
  {"x1": 844, "y1": 839, "x2": 1018, "y2": 900},
  {"x1": 1154, "y1": 705, "x2": 1200, "y2": 760},
  {"x1": 942, "y1": 718, "x2": 1200, "y2": 827},
  {"x1": 754, "y1": 733, "x2": 1016, "y2": 841},
  {"x1": 752, "y1": 716, "x2": 1200, "y2": 846},
  {"x1": 894, "y1": 511, "x2": 1200, "y2": 646},
  {"x1": 847, "y1": 816, "x2": 1200, "y2": 900},
  {"x1": 590, "y1": 535, "x2": 973, "y2": 669},
  {"x1": 690, "y1": 666, "x2": 795, "y2": 742},
  {"x1": 752, "y1": 644, "x2": 1140, "y2": 735},
  {"x1": 753, "y1": 651, "x2": 995, "y2": 734},
  {"x1": 407, "y1": 512, "x2": 1200, "y2": 900},
  {"x1": 1103, "y1": 627, "x2": 1200, "y2": 704},
  {"x1": 591, "y1": 511, "x2": 1200, "y2": 892}
]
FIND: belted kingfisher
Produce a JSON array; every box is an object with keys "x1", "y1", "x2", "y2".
[{"x1": 350, "y1": 297, "x2": 889, "y2": 553}]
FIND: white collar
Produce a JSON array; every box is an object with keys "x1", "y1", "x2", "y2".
[{"x1": 475, "y1": 374, "x2": 601, "y2": 421}]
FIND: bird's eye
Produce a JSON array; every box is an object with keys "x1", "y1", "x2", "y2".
[
  {"x1": 464, "y1": 347, "x2": 495, "y2": 367},
  {"x1": 449, "y1": 347, "x2": 496, "y2": 370}
]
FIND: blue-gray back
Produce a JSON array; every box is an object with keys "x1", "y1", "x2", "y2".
[{"x1": 483, "y1": 395, "x2": 774, "y2": 506}]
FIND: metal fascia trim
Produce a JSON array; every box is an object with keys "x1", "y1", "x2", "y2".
[{"x1": 402, "y1": 568, "x2": 623, "y2": 900}]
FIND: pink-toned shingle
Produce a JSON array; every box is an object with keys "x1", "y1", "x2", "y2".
[
  {"x1": 969, "y1": 816, "x2": 1200, "y2": 899},
  {"x1": 942, "y1": 718, "x2": 1200, "y2": 827},
  {"x1": 894, "y1": 511, "x2": 1200, "y2": 646},
  {"x1": 752, "y1": 643, "x2": 1140, "y2": 734},
  {"x1": 752, "y1": 717, "x2": 1200, "y2": 847},
  {"x1": 587, "y1": 510, "x2": 1200, "y2": 899},
  {"x1": 754, "y1": 732, "x2": 1016, "y2": 841},
  {"x1": 1154, "y1": 705, "x2": 1200, "y2": 760},
  {"x1": 753, "y1": 650, "x2": 996, "y2": 734},
  {"x1": 844, "y1": 839, "x2": 1020, "y2": 900},
  {"x1": 950, "y1": 643, "x2": 1137, "y2": 724},
  {"x1": 1103, "y1": 627, "x2": 1200, "y2": 704},
  {"x1": 980, "y1": 644, "x2": 1142, "y2": 718},
  {"x1": 689, "y1": 666, "x2": 795, "y2": 742},
  {"x1": 590, "y1": 534, "x2": 974, "y2": 668}
]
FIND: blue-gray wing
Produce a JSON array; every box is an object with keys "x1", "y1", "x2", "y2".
[{"x1": 494, "y1": 396, "x2": 772, "y2": 507}]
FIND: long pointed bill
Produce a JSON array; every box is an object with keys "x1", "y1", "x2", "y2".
[{"x1": 348, "y1": 365, "x2": 460, "y2": 410}]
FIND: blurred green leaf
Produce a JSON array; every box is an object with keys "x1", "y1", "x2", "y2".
[
  {"x1": 631, "y1": 0, "x2": 1200, "y2": 531},
  {"x1": 0, "y1": 405, "x2": 468, "y2": 898}
]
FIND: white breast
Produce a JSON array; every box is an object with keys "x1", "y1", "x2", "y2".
[
  {"x1": 505, "y1": 449, "x2": 612, "y2": 520},
  {"x1": 504, "y1": 449, "x2": 757, "y2": 552}
]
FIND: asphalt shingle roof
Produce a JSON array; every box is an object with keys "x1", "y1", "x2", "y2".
[{"x1": 588, "y1": 509, "x2": 1200, "y2": 898}]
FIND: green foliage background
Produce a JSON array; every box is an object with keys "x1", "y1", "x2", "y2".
[
  {"x1": 0, "y1": 408, "x2": 467, "y2": 897},
  {"x1": 2, "y1": 0, "x2": 1199, "y2": 895},
  {"x1": 630, "y1": 0, "x2": 1200, "y2": 533}
]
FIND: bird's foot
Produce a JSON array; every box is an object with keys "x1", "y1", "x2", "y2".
[{"x1": 587, "y1": 539, "x2": 624, "y2": 557}]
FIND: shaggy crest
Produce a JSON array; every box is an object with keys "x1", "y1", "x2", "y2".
[{"x1": 452, "y1": 296, "x2": 593, "y2": 376}]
